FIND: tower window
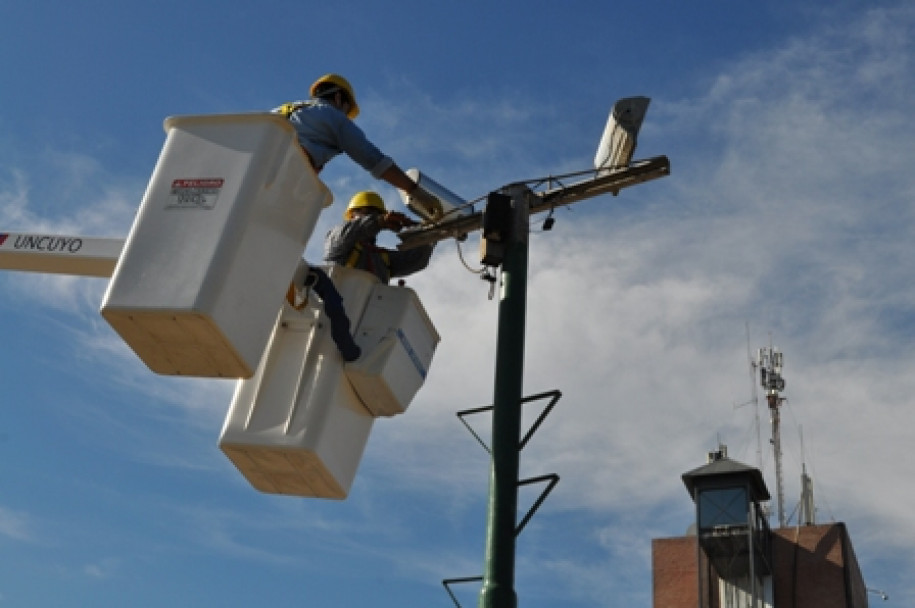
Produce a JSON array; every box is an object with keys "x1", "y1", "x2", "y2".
[{"x1": 698, "y1": 487, "x2": 748, "y2": 529}]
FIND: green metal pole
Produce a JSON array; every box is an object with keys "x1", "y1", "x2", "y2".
[{"x1": 479, "y1": 186, "x2": 530, "y2": 608}]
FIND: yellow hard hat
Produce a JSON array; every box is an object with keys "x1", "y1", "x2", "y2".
[
  {"x1": 310, "y1": 73, "x2": 360, "y2": 119},
  {"x1": 345, "y1": 191, "x2": 386, "y2": 220}
]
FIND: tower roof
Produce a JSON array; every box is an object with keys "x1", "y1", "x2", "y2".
[{"x1": 681, "y1": 456, "x2": 770, "y2": 502}]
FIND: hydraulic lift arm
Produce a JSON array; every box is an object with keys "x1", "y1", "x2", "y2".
[{"x1": 0, "y1": 232, "x2": 123, "y2": 277}]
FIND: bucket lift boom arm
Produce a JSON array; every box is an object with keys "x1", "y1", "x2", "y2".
[{"x1": 0, "y1": 231, "x2": 123, "y2": 278}]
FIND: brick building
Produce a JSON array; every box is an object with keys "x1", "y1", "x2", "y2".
[{"x1": 652, "y1": 450, "x2": 869, "y2": 608}]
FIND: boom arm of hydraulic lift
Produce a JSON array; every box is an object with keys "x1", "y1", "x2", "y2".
[{"x1": 0, "y1": 232, "x2": 123, "y2": 278}]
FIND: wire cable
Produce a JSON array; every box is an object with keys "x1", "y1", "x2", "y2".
[{"x1": 455, "y1": 237, "x2": 484, "y2": 275}]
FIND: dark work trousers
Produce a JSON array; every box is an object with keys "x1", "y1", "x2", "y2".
[{"x1": 306, "y1": 266, "x2": 361, "y2": 362}]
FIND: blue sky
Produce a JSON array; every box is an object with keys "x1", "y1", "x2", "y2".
[{"x1": 2, "y1": 1, "x2": 913, "y2": 606}]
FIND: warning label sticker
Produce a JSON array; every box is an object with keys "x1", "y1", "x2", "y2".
[{"x1": 167, "y1": 178, "x2": 224, "y2": 209}]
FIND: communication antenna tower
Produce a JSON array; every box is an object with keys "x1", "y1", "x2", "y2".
[{"x1": 758, "y1": 344, "x2": 787, "y2": 528}]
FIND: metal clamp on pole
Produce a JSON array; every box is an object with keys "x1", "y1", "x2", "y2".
[{"x1": 480, "y1": 192, "x2": 515, "y2": 267}]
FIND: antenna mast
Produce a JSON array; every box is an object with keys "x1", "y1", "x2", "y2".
[
  {"x1": 798, "y1": 426, "x2": 815, "y2": 525},
  {"x1": 746, "y1": 323, "x2": 763, "y2": 471},
  {"x1": 758, "y1": 344, "x2": 787, "y2": 528}
]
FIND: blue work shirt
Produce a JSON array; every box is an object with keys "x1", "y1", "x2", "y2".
[{"x1": 275, "y1": 99, "x2": 395, "y2": 177}]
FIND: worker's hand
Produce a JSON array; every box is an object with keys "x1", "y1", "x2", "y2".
[
  {"x1": 381, "y1": 211, "x2": 418, "y2": 232},
  {"x1": 406, "y1": 186, "x2": 443, "y2": 222}
]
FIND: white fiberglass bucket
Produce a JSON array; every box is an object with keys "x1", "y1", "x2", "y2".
[{"x1": 101, "y1": 113, "x2": 332, "y2": 378}]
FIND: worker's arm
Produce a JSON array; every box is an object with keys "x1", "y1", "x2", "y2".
[
  {"x1": 379, "y1": 165, "x2": 419, "y2": 193},
  {"x1": 380, "y1": 166, "x2": 442, "y2": 220},
  {"x1": 326, "y1": 113, "x2": 441, "y2": 219},
  {"x1": 389, "y1": 243, "x2": 434, "y2": 279}
]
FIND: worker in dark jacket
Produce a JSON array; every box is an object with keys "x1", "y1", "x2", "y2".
[{"x1": 324, "y1": 191, "x2": 434, "y2": 284}]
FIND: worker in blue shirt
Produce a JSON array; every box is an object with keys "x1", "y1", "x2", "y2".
[
  {"x1": 325, "y1": 191, "x2": 434, "y2": 284},
  {"x1": 275, "y1": 73, "x2": 441, "y2": 220}
]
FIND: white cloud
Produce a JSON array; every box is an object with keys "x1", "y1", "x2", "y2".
[
  {"x1": 83, "y1": 557, "x2": 120, "y2": 580},
  {"x1": 0, "y1": 506, "x2": 34, "y2": 542}
]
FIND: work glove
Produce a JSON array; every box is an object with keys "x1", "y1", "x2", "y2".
[
  {"x1": 406, "y1": 185, "x2": 443, "y2": 222},
  {"x1": 382, "y1": 211, "x2": 419, "y2": 232}
]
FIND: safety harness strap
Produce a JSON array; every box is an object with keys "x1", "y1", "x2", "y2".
[{"x1": 345, "y1": 242, "x2": 390, "y2": 274}]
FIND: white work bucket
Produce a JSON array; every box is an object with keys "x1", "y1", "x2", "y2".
[{"x1": 101, "y1": 113, "x2": 332, "y2": 378}]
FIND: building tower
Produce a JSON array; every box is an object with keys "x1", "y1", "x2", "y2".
[
  {"x1": 652, "y1": 448, "x2": 871, "y2": 608},
  {"x1": 681, "y1": 446, "x2": 774, "y2": 608}
]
